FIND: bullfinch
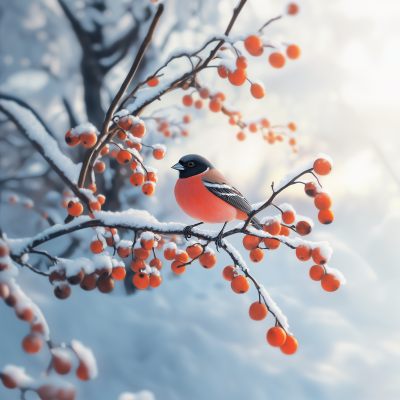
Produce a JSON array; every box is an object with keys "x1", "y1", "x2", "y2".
[{"x1": 172, "y1": 154, "x2": 262, "y2": 249}]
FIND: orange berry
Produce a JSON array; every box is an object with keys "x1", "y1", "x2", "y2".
[
  {"x1": 90, "y1": 240, "x2": 103, "y2": 254},
  {"x1": 147, "y1": 76, "x2": 159, "y2": 87},
  {"x1": 237, "y1": 131, "x2": 246, "y2": 141},
  {"x1": 133, "y1": 272, "x2": 150, "y2": 289},
  {"x1": 249, "y1": 123, "x2": 258, "y2": 133},
  {"x1": 222, "y1": 266, "x2": 236, "y2": 281},
  {"x1": 313, "y1": 158, "x2": 332, "y2": 175},
  {"x1": 195, "y1": 100, "x2": 203, "y2": 109},
  {"x1": 65, "y1": 130, "x2": 80, "y2": 146},
  {"x1": 304, "y1": 181, "x2": 318, "y2": 197},
  {"x1": 150, "y1": 258, "x2": 162, "y2": 270},
  {"x1": 76, "y1": 362, "x2": 90, "y2": 381},
  {"x1": 153, "y1": 148, "x2": 165, "y2": 160},
  {"x1": 171, "y1": 260, "x2": 185, "y2": 274},
  {"x1": 80, "y1": 132, "x2": 97, "y2": 148},
  {"x1": 142, "y1": 182, "x2": 155, "y2": 196},
  {"x1": 280, "y1": 335, "x2": 298, "y2": 355},
  {"x1": 269, "y1": 53, "x2": 285, "y2": 68},
  {"x1": 286, "y1": 45, "x2": 301, "y2": 60},
  {"x1": 117, "y1": 129, "x2": 127, "y2": 140},
  {"x1": 321, "y1": 274, "x2": 340, "y2": 292},
  {"x1": 263, "y1": 219, "x2": 281, "y2": 236},
  {"x1": 236, "y1": 56, "x2": 248, "y2": 70},
  {"x1": 243, "y1": 235, "x2": 260, "y2": 250},
  {"x1": 318, "y1": 209, "x2": 334, "y2": 225},
  {"x1": 134, "y1": 247, "x2": 150, "y2": 260},
  {"x1": 88, "y1": 183, "x2": 97, "y2": 193},
  {"x1": 228, "y1": 116, "x2": 237, "y2": 125},
  {"x1": 100, "y1": 146, "x2": 109, "y2": 156},
  {"x1": 244, "y1": 35, "x2": 263, "y2": 56},
  {"x1": 276, "y1": 135, "x2": 283, "y2": 142},
  {"x1": 199, "y1": 252, "x2": 217, "y2": 269},
  {"x1": 67, "y1": 269, "x2": 85, "y2": 285},
  {"x1": 249, "y1": 302, "x2": 268, "y2": 321},
  {"x1": 175, "y1": 251, "x2": 189, "y2": 263},
  {"x1": 98, "y1": 195, "x2": 105, "y2": 205},
  {"x1": 150, "y1": 274, "x2": 162, "y2": 288},
  {"x1": 289, "y1": 138, "x2": 296, "y2": 146},
  {"x1": 187, "y1": 244, "x2": 202, "y2": 259},
  {"x1": 182, "y1": 130, "x2": 189, "y2": 137},
  {"x1": 130, "y1": 173, "x2": 144, "y2": 187},
  {"x1": 130, "y1": 160, "x2": 138, "y2": 171},
  {"x1": 311, "y1": 247, "x2": 328, "y2": 265},
  {"x1": 263, "y1": 238, "x2": 280, "y2": 250},
  {"x1": 97, "y1": 276, "x2": 114, "y2": 294},
  {"x1": 296, "y1": 221, "x2": 311, "y2": 236},
  {"x1": 117, "y1": 246, "x2": 131, "y2": 258},
  {"x1": 295, "y1": 244, "x2": 312, "y2": 261},
  {"x1": 182, "y1": 95, "x2": 193, "y2": 107},
  {"x1": 105, "y1": 227, "x2": 116, "y2": 234},
  {"x1": 279, "y1": 226, "x2": 290, "y2": 236},
  {"x1": 261, "y1": 118, "x2": 270, "y2": 128},
  {"x1": 251, "y1": 83, "x2": 265, "y2": 99},
  {"x1": 250, "y1": 248, "x2": 264, "y2": 262},
  {"x1": 80, "y1": 273, "x2": 97, "y2": 291},
  {"x1": 183, "y1": 115, "x2": 191, "y2": 124},
  {"x1": 1, "y1": 373, "x2": 18, "y2": 389},
  {"x1": 118, "y1": 116, "x2": 133, "y2": 130},
  {"x1": 209, "y1": 99, "x2": 222, "y2": 113},
  {"x1": 218, "y1": 65, "x2": 229, "y2": 79},
  {"x1": 282, "y1": 210, "x2": 295, "y2": 224},
  {"x1": 22, "y1": 333, "x2": 43, "y2": 354},
  {"x1": 49, "y1": 270, "x2": 66, "y2": 284},
  {"x1": 67, "y1": 201, "x2": 83, "y2": 217},
  {"x1": 309, "y1": 265, "x2": 325, "y2": 281},
  {"x1": 0, "y1": 242, "x2": 10, "y2": 257},
  {"x1": 112, "y1": 266, "x2": 126, "y2": 280},
  {"x1": 147, "y1": 172, "x2": 158, "y2": 183},
  {"x1": 288, "y1": 122, "x2": 296, "y2": 131},
  {"x1": 141, "y1": 237, "x2": 154, "y2": 251},
  {"x1": 314, "y1": 193, "x2": 332, "y2": 211},
  {"x1": 164, "y1": 247, "x2": 176, "y2": 261},
  {"x1": 199, "y1": 88, "x2": 210, "y2": 99},
  {"x1": 231, "y1": 275, "x2": 250, "y2": 294},
  {"x1": 213, "y1": 92, "x2": 226, "y2": 101},
  {"x1": 130, "y1": 259, "x2": 145, "y2": 273},
  {"x1": 267, "y1": 327, "x2": 286, "y2": 347},
  {"x1": 130, "y1": 122, "x2": 146, "y2": 138},
  {"x1": 16, "y1": 308, "x2": 35, "y2": 322},
  {"x1": 228, "y1": 69, "x2": 247, "y2": 86},
  {"x1": 117, "y1": 150, "x2": 132, "y2": 164},
  {"x1": 53, "y1": 353, "x2": 72, "y2": 375},
  {"x1": 287, "y1": 3, "x2": 299, "y2": 15},
  {"x1": 56, "y1": 387, "x2": 76, "y2": 400},
  {"x1": 94, "y1": 161, "x2": 105, "y2": 173},
  {"x1": 89, "y1": 201, "x2": 101, "y2": 212},
  {"x1": 41, "y1": 211, "x2": 49, "y2": 219}
]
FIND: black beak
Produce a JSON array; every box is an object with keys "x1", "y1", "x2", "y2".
[{"x1": 171, "y1": 162, "x2": 185, "y2": 171}]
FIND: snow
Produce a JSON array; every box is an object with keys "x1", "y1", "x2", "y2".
[
  {"x1": 71, "y1": 340, "x2": 98, "y2": 379},
  {"x1": 152, "y1": 144, "x2": 166, "y2": 151},
  {"x1": 71, "y1": 122, "x2": 99, "y2": 136},
  {"x1": 0, "y1": 99, "x2": 82, "y2": 185},
  {"x1": 1, "y1": 365, "x2": 34, "y2": 387},
  {"x1": 118, "y1": 391, "x2": 156, "y2": 400},
  {"x1": 141, "y1": 232, "x2": 155, "y2": 241},
  {"x1": 117, "y1": 240, "x2": 134, "y2": 249},
  {"x1": 259, "y1": 285, "x2": 291, "y2": 334}
]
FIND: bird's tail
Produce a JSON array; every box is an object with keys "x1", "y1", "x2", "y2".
[{"x1": 250, "y1": 216, "x2": 263, "y2": 230}]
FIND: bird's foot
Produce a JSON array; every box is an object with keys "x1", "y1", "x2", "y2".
[
  {"x1": 183, "y1": 222, "x2": 203, "y2": 241},
  {"x1": 215, "y1": 233, "x2": 224, "y2": 252},
  {"x1": 183, "y1": 225, "x2": 193, "y2": 240}
]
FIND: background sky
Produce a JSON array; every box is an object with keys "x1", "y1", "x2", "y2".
[{"x1": 1, "y1": 0, "x2": 400, "y2": 399}]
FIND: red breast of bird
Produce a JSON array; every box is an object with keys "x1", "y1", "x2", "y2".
[{"x1": 174, "y1": 169, "x2": 248, "y2": 224}]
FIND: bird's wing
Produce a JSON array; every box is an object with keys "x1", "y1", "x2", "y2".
[{"x1": 201, "y1": 170, "x2": 252, "y2": 215}]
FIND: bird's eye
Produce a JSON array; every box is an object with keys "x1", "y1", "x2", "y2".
[{"x1": 188, "y1": 162, "x2": 195, "y2": 167}]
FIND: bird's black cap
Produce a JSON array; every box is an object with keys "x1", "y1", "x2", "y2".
[{"x1": 171, "y1": 154, "x2": 214, "y2": 178}]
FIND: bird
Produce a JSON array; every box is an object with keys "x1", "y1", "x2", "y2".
[{"x1": 172, "y1": 154, "x2": 262, "y2": 250}]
